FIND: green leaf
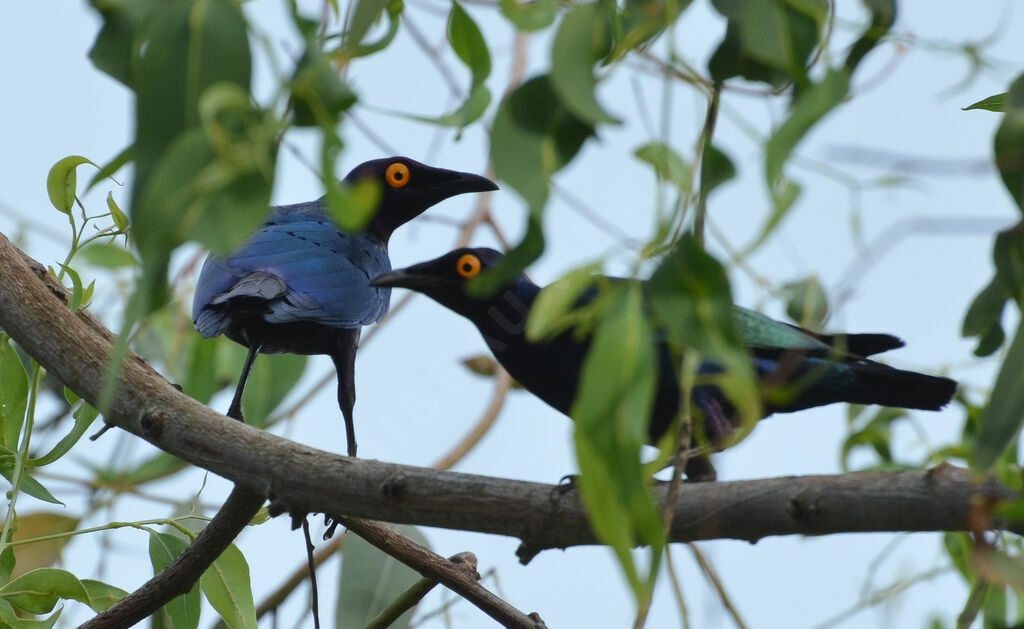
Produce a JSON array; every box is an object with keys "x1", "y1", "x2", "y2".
[
  {"x1": 964, "y1": 93, "x2": 1008, "y2": 113},
  {"x1": 29, "y1": 400, "x2": 99, "y2": 467},
  {"x1": 766, "y1": 67, "x2": 850, "y2": 185},
  {"x1": 708, "y1": 0, "x2": 825, "y2": 87},
  {"x1": 486, "y1": 76, "x2": 593, "y2": 295},
  {"x1": 994, "y1": 74, "x2": 1024, "y2": 211},
  {"x1": 9, "y1": 514, "x2": 80, "y2": 579},
  {"x1": 241, "y1": 353, "x2": 307, "y2": 428},
  {"x1": 324, "y1": 177, "x2": 383, "y2": 233},
  {"x1": 634, "y1": 143, "x2": 691, "y2": 191},
  {"x1": 976, "y1": 317, "x2": 1024, "y2": 470},
  {"x1": 962, "y1": 277, "x2": 1008, "y2": 357},
  {"x1": 56, "y1": 264, "x2": 86, "y2": 313},
  {"x1": 844, "y1": 0, "x2": 896, "y2": 70},
  {"x1": 490, "y1": 75, "x2": 594, "y2": 210},
  {"x1": 408, "y1": 86, "x2": 491, "y2": 129},
  {"x1": 525, "y1": 262, "x2": 601, "y2": 342},
  {"x1": 737, "y1": 0, "x2": 825, "y2": 83},
  {"x1": 609, "y1": 0, "x2": 693, "y2": 61},
  {"x1": 79, "y1": 242, "x2": 137, "y2": 269},
  {"x1": 551, "y1": 3, "x2": 619, "y2": 126},
  {"x1": 450, "y1": 2, "x2": 490, "y2": 92},
  {"x1": 291, "y1": 48, "x2": 358, "y2": 127},
  {"x1": 1, "y1": 546, "x2": 13, "y2": 583},
  {"x1": 87, "y1": 144, "x2": 134, "y2": 192},
  {"x1": 342, "y1": 0, "x2": 392, "y2": 54},
  {"x1": 337, "y1": 525, "x2": 429, "y2": 628},
  {"x1": 700, "y1": 143, "x2": 736, "y2": 199},
  {"x1": 46, "y1": 156, "x2": 96, "y2": 216},
  {"x1": 443, "y1": 2, "x2": 493, "y2": 131},
  {"x1": 200, "y1": 543, "x2": 257, "y2": 629},
  {"x1": 0, "y1": 334, "x2": 29, "y2": 452},
  {"x1": 646, "y1": 234, "x2": 760, "y2": 430},
  {"x1": 499, "y1": 0, "x2": 556, "y2": 31},
  {"x1": 87, "y1": 0, "x2": 155, "y2": 87},
  {"x1": 107, "y1": 192, "x2": 130, "y2": 232},
  {"x1": 0, "y1": 467, "x2": 64, "y2": 506},
  {"x1": 783, "y1": 275, "x2": 828, "y2": 330},
  {"x1": 149, "y1": 532, "x2": 200, "y2": 629},
  {"x1": 572, "y1": 283, "x2": 663, "y2": 604},
  {"x1": 130, "y1": 0, "x2": 254, "y2": 309},
  {"x1": 0, "y1": 568, "x2": 90, "y2": 615},
  {"x1": 81, "y1": 579, "x2": 128, "y2": 612},
  {"x1": 0, "y1": 599, "x2": 61, "y2": 629},
  {"x1": 347, "y1": 0, "x2": 403, "y2": 58}
]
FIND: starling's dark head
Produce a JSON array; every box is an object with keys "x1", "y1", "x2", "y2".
[
  {"x1": 371, "y1": 247, "x2": 516, "y2": 316},
  {"x1": 344, "y1": 157, "x2": 497, "y2": 241}
]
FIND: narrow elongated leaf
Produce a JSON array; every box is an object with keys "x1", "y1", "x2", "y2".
[
  {"x1": 10, "y1": 513, "x2": 80, "y2": 579},
  {"x1": 450, "y1": 2, "x2": 490, "y2": 91},
  {"x1": 29, "y1": 400, "x2": 99, "y2": 467},
  {"x1": 994, "y1": 74, "x2": 1024, "y2": 211},
  {"x1": 964, "y1": 93, "x2": 1008, "y2": 113},
  {"x1": 200, "y1": 543, "x2": 257, "y2": 629},
  {"x1": 149, "y1": 532, "x2": 200, "y2": 629},
  {"x1": 975, "y1": 318, "x2": 1024, "y2": 470},
  {"x1": 0, "y1": 568, "x2": 90, "y2": 615},
  {"x1": 551, "y1": 3, "x2": 619, "y2": 125},
  {"x1": 337, "y1": 525, "x2": 429, "y2": 628},
  {"x1": 0, "y1": 334, "x2": 29, "y2": 451},
  {"x1": 572, "y1": 283, "x2": 663, "y2": 603},
  {"x1": 86, "y1": 144, "x2": 134, "y2": 191},
  {"x1": 0, "y1": 467, "x2": 63, "y2": 506}
]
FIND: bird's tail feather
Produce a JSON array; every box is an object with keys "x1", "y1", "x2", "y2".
[{"x1": 847, "y1": 362, "x2": 957, "y2": 411}]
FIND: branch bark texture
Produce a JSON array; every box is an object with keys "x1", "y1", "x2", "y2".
[{"x1": 0, "y1": 232, "x2": 1018, "y2": 569}]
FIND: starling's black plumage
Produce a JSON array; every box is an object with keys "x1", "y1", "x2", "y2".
[
  {"x1": 192, "y1": 159, "x2": 497, "y2": 455},
  {"x1": 373, "y1": 247, "x2": 957, "y2": 479}
]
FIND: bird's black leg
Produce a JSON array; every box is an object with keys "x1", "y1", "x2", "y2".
[
  {"x1": 330, "y1": 328, "x2": 360, "y2": 457},
  {"x1": 227, "y1": 341, "x2": 261, "y2": 423}
]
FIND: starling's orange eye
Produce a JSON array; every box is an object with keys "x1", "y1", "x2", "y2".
[
  {"x1": 456, "y1": 254, "x2": 481, "y2": 278},
  {"x1": 385, "y1": 163, "x2": 410, "y2": 188}
]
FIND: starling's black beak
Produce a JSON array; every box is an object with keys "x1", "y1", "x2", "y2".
[
  {"x1": 371, "y1": 267, "x2": 445, "y2": 291},
  {"x1": 425, "y1": 169, "x2": 498, "y2": 197}
]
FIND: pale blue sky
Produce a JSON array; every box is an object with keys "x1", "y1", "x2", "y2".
[{"x1": 2, "y1": 1, "x2": 1022, "y2": 627}]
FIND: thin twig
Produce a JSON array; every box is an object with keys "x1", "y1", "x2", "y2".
[
  {"x1": 688, "y1": 545, "x2": 748, "y2": 629},
  {"x1": 692, "y1": 84, "x2": 721, "y2": 247}
]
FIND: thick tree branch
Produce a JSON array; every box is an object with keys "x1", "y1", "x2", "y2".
[{"x1": 0, "y1": 233, "x2": 1020, "y2": 614}]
